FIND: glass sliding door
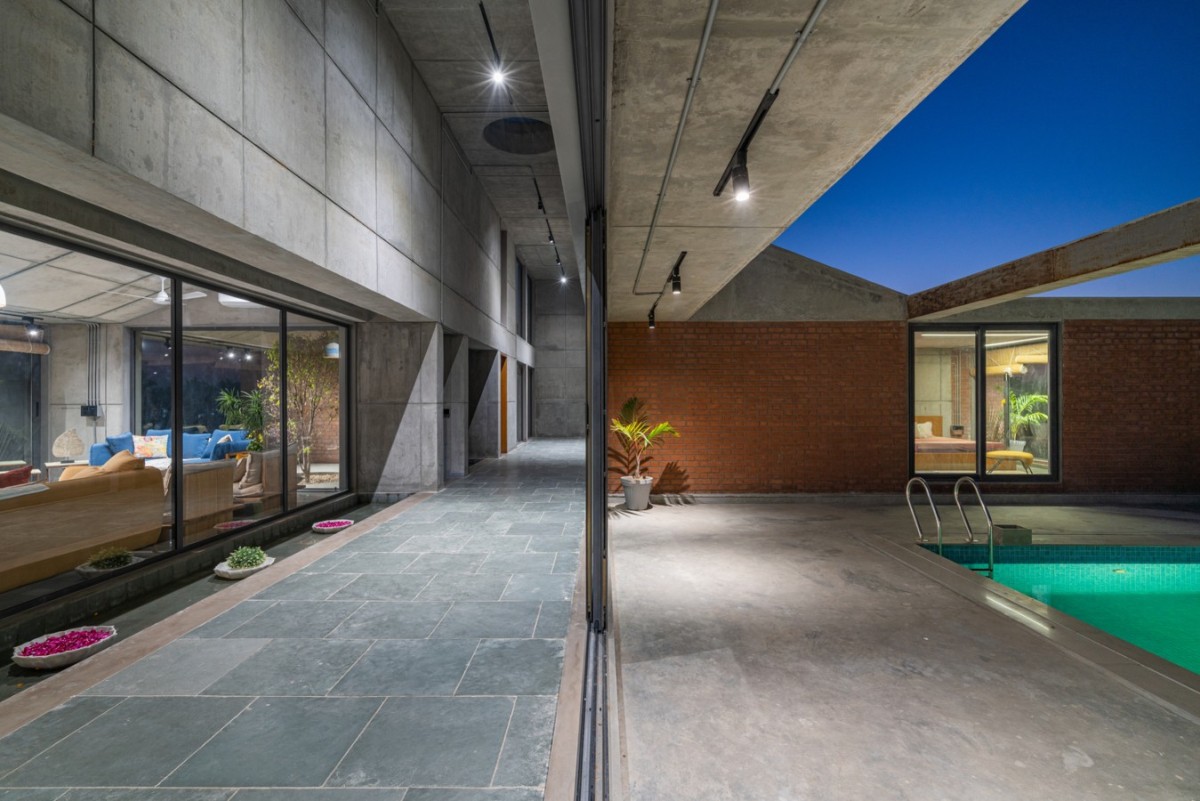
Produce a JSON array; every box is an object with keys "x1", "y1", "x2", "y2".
[
  {"x1": 912, "y1": 331, "x2": 978, "y2": 474},
  {"x1": 912, "y1": 325, "x2": 1056, "y2": 480},
  {"x1": 285, "y1": 313, "x2": 346, "y2": 507}
]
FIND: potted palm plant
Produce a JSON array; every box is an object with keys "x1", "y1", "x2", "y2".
[
  {"x1": 611, "y1": 397, "x2": 679, "y2": 511},
  {"x1": 1006, "y1": 391, "x2": 1049, "y2": 452}
]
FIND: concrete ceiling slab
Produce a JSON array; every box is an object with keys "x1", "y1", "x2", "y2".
[
  {"x1": 608, "y1": 0, "x2": 1025, "y2": 321},
  {"x1": 0, "y1": 228, "x2": 69, "y2": 263},
  {"x1": 382, "y1": 0, "x2": 571, "y2": 284},
  {"x1": 1, "y1": 263, "x2": 123, "y2": 313}
]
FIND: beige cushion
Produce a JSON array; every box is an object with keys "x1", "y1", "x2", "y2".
[
  {"x1": 217, "y1": 433, "x2": 233, "y2": 445},
  {"x1": 240, "y1": 452, "x2": 263, "y2": 488},
  {"x1": 234, "y1": 482, "x2": 263, "y2": 499},
  {"x1": 232, "y1": 455, "x2": 248, "y2": 484},
  {"x1": 60, "y1": 465, "x2": 103, "y2": 482},
  {"x1": 103, "y1": 450, "x2": 145, "y2": 473}
]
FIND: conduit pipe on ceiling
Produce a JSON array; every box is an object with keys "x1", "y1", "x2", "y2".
[{"x1": 630, "y1": 0, "x2": 720, "y2": 296}]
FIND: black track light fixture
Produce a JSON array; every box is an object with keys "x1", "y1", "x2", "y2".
[
  {"x1": 671, "y1": 266, "x2": 682, "y2": 295},
  {"x1": 648, "y1": 305, "x2": 656, "y2": 330},
  {"x1": 479, "y1": 2, "x2": 505, "y2": 86},
  {"x1": 730, "y1": 149, "x2": 750, "y2": 203},
  {"x1": 23, "y1": 317, "x2": 44, "y2": 339}
]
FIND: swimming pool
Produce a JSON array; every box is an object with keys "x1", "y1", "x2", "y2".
[{"x1": 924, "y1": 545, "x2": 1200, "y2": 675}]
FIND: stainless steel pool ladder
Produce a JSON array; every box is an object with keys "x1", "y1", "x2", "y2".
[
  {"x1": 905, "y1": 477, "x2": 943, "y2": 554},
  {"x1": 954, "y1": 476, "x2": 995, "y2": 578}
]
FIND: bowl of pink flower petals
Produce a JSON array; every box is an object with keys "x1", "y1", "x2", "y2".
[
  {"x1": 12, "y1": 626, "x2": 118, "y2": 670},
  {"x1": 312, "y1": 519, "x2": 354, "y2": 534}
]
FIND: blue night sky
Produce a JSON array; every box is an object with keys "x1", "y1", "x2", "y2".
[{"x1": 773, "y1": 0, "x2": 1200, "y2": 297}]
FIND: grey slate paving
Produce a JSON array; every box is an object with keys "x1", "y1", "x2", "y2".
[
  {"x1": 457, "y1": 639, "x2": 566, "y2": 696},
  {"x1": 0, "y1": 440, "x2": 584, "y2": 800},
  {"x1": 165, "y1": 697, "x2": 381, "y2": 787},
  {"x1": 0, "y1": 696, "x2": 249, "y2": 787},
  {"x1": 328, "y1": 696, "x2": 514, "y2": 787},
  {"x1": 202, "y1": 638, "x2": 371, "y2": 696}
]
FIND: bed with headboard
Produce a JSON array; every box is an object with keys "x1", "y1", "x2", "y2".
[{"x1": 913, "y1": 416, "x2": 1001, "y2": 472}]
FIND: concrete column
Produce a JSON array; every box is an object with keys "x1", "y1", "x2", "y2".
[
  {"x1": 467, "y1": 348, "x2": 500, "y2": 461},
  {"x1": 506, "y1": 356, "x2": 519, "y2": 450},
  {"x1": 443, "y1": 334, "x2": 469, "y2": 480},
  {"x1": 356, "y1": 321, "x2": 443, "y2": 499}
]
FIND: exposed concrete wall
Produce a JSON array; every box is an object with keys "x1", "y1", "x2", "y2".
[
  {"x1": 443, "y1": 334, "x2": 468, "y2": 480},
  {"x1": 505, "y1": 354, "x2": 519, "y2": 452},
  {"x1": 693, "y1": 246, "x2": 906, "y2": 322},
  {"x1": 532, "y1": 278, "x2": 585, "y2": 436},
  {"x1": 355, "y1": 321, "x2": 442, "y2": 499},
  {"x1": 468, "y1": 349, "x2": 499, "y2": 461},
  {"x1": 42, "y1": 323, "x2": 127, "y2": 460},
  {"x1": 0, "y1": 0, "x2": 541, "y2": 493}
]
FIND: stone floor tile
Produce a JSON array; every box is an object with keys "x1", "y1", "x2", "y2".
[
  {"x1": 57, "y1": 790, "x2": 235, "y2": 800},
  {"x1": 552, "y1": 551, "x2": 580, "y2": 575},
  {"x1": 506, "y1": 523, "x2": 567, "y2": 537},
  {"x1": 202, "y1": 638, "x2": 371, "y2": 696},
  {"x1": 327, "y1": 553, "x2": 420, "y2": 574},
  {"x1": 83, "y1": 638, "x2": 269, "y2": 697},
  {"x1": 476, "y1": 553, "x2": 556, "y2": 574},
  {"x1": 403, "y1": 792, "x2": 542, "y2": 801},
  {"x1": 329, "y1": 639, "x2": 478, "y2": 696},
  {"x1": 393, "y1": 534, "x2": 474, "y2": 553},
  {"x1": 493, "y1": 695, "x2": 558, "y2": 786},
  {"x1": 431, "y1": 602, "x2": 539, "y2": 639},
  {"x1": 330, "y1": 573, "x2": 434, "y2": 601},
  {"x1": 525, "y1": 535, "x2": 580, "y2": 553},
  {"x1": 328, "y1": 602, "x2": 450, "y2": 639},
  {"x1": 0, "y1": 697, "x2": 248, "y2": 787},
  {"x1": 339, "y1": 535, "x2": 408, "y2": 553},
  {"x1": 460, "y1": 535, "x2": 531, "y2": 553},
  {"x1": 403, "y1": 553, "x2": 488, "y2": 574},
  {"x1": 225, "y1": 601, "x2": 363, "y2": 639},
  {"x1": 253, "y1": 573, "x2": 359, "y2": 601},
  {"x1": 0, "y1": 790, "x2": 67, "y2": 801},
  {"x1": 0, "y1": 696, "x2": 123, "y2": 775},
  {"x1": 183, "y1": 600, "x2": 276, "y2": 638},
  {"x1": 231, "y1": 790, "x2": 406, "y2": 800},
  {"x1": 456, "y1": 639, "x2": 565, "y2": 696},
  {"x1": 414, "y1": 574, "x2": 512, "y2": 602},
  {"x1": 328, "y1": 696, "x2": 514, "y2": 788},
  {"x1": 164, "y1": 697, "x2": 381, "y2": 787},
  {"x1": 534, "y1": 601, "x2": 571, "y2": 639},
  {"x1": 501, "y1": 573, "x2": 574, "y2": 602}
]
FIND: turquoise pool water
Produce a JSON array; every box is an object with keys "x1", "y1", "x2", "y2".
[
  {"x1": 991, "y1": 561, "x2": 1200, "y2": 675},
  {"x1": 922, "y1": 545, "x2": 1200, "y2": 675}
]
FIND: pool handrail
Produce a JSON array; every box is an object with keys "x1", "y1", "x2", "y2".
[
  {"x1": 905, "y1": 477, "x2": 943, "y2": 554},
  {"x1": 954, "y1": 476, "x2": 995, "y2": 577}
]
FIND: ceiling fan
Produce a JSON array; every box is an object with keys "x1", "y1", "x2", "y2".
[{"x1": 104, "y1": 277, "x2": 206, "y2": 305}]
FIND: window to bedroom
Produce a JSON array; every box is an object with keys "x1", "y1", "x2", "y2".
[{"x1": 912, "y1": 326, "x2": 1056, "y2": 479}]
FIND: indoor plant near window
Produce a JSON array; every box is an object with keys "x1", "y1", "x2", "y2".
[
  {"x1": 611, "y1": 397, "x2": 679, "y2": 511},
  {"x1": 1005, "y1": 391, "x2": 1049, "y2": 452},
  {"x1": 75, "y1": 546, "x2": 141, "y2": 577},
  {"x1": 216, "y1": 388, "x2": 266, "y2": 451}
]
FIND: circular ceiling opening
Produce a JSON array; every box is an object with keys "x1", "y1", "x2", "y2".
[{"x1": 483, "y1": 117, "x2": 555, "y2": 155}]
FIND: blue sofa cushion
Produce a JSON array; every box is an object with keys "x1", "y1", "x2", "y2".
[
  {"x1": 88, "y1": 442, "x2": 112, "y2": 466},
  {"x1": 203, "y1": 429, "x2": 247, "y2": 459},
  {"x1": 105, "y1": 432, "x2": 135, "y2": 457},
  {"x1": 181, "y1": 432, "x2": 210, "y2": 460}
]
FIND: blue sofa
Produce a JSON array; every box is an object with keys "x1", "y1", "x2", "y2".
[{"x1": 89, "y1": 429, "x2": 251, "y2": 466}]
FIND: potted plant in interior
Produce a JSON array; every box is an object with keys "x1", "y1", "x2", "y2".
[
  {"x1": 75, "y1": 546, "x2": 141, "y2": 577},
  {"x1": 1006, "y1": 391, "x2": 1049, "y2": 452},
  {"x1": 214, "y1": 545, "x2": 274, "y2": 580},
  {"x1": 610, "y1": 396, "x2": 679, "y2": 511},
  {"x1": 215, "y1": 388, "x2": 266, "y2": 451}
]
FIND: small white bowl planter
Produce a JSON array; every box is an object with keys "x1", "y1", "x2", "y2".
[
  {"x1": 12, "y1": 626, "x2": 118, "y2": 670},
  {"x1": 75, "y1": 556, "x2": 144, "y2": 578},
  {"x1": 312, "y1": 519, "x2": 353, "y2": 534},
  {"x1": 213, "y1": 556, "x2": 275, "y2": 580}
]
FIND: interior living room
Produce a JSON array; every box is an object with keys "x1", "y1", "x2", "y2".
[{"x1": 0, "y1": 226, "x2": 348, "y2": 616}]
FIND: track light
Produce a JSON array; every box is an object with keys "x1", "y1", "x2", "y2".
[
  {"x1": 560, "y1": 274, "x2": 567, "y2": 285},
  {"x1": 490, "y1": 67, "x2": 506, "y2": 86},
  {"x1": 23, "y1": 317, "x2": 43, "y2": 339},
  {"x1": 548, "y1": 232, "x2": 555, "y2": 244},
  {"x1": 648, "y1": 307, "x2": 656, "y2": 330},
  {"x1": 731, "y1": 150, "x2": 750, "y2": 202},
  {"x1": 671, "y1": 268, "x2": 682, "y2": 295}
]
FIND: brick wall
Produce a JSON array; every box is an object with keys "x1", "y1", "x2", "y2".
[
  {"x1": 607, "y1": 322, "x2": 909, "y2": 493},
  {"x1": 1061, "y1": 320, "x2": 1200, "y2": 493},
  {"x1": 608, "y1": 319, "x2": 1200, "y2": 495}
]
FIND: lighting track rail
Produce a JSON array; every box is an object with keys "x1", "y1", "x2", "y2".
[
  {"x1": 712, "y1": 0, "x2": 829, "y2": 199},
  {"x1": 644, "y1": 251, "x2": 687, "y2": 329}
]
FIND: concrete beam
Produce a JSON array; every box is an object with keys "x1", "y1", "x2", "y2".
[{"x1": 908, "y1": 199, "x2": 1200, "y2": 320}]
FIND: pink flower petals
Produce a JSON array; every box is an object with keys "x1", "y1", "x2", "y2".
[
  {"x1": 313, "y1": 519, "x2": 353, "y2": 529},
  {"x1": 20, "y1": 628, "x2": 113, "y2": 657}
]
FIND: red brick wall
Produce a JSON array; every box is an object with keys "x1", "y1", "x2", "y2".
[
  {"x1": 607, "y1": 322, "x2": 909, "y2": 493},
  {"x1": 608, "y1": 319, "x2": 1200, "y2": 495},
  {"x1": 1061, "y1": 320, "x2": 1200, "y2": 492}
]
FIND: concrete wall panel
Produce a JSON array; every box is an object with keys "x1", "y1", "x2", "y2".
[
  {"x1": 326, "y1": 202, "x2": 377, "y2": 289},
  {"x1": 94, "y1": 35, "x2": 168, "y2": 188},
  {"x1": 285, "y1": 0, "x2": 324, "y2": 42},
  {"x1": 376, "y1": 122, "x2": 414, "y2": 256},
  {"x1": 376, "y1": 17, "x2": 413, "y2": 154},
  {"x1": 532, "y1": 278, "x2": 585, "y2": 437},
  {"x1": 410, "y1": 170, "x2": 441, "y2": 274},
  {"x1": 244, "y1": 0, "x2": 326, "y2": 189},
  {"x1": 410, "y1": 73, "x2": 439, "y2": 185},
  {"x1": 61, "y1": 0, "x2": 93, "y2": 20},
  {"x1": 325, "y1": 0, "x2": 377, "y2": 103},
  {"x1": 243, "y1": 143, "x2": 326, "y2": 266},
  {"x1": 97, "y1": 0, "x2": 243, "y2": 127},
  {"x1": 0, "y1": 0, "x2": 93, "y2": 152},
  {"x1": 325, "y1": 62, "x2": 377, "y2": 227}
]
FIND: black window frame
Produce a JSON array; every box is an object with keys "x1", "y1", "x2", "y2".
[{"x1": 909, "y1": 323, "x2": 1060, "y2": 483}]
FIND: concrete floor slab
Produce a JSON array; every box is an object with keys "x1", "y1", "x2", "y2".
[{"x1": 611, "y1": 502, "x2": 1200, "y2": 800}]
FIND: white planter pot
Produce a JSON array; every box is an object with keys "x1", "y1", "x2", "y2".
[
  {"x1": 12, "y1": 626, "x2": 118, "y2": 670},
  {"x1": 620, "y1": 476, "x2": 653, "y2": 511},
  {"x1": 75, "y1": 556, "x2": 144, "y2": 578},
  {"x1": 1008, "y1": 439, "x2": 1026, "y2": 452},
  {"x1": 214, "y1": 556, "x2": 275, "y2": 580}
]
